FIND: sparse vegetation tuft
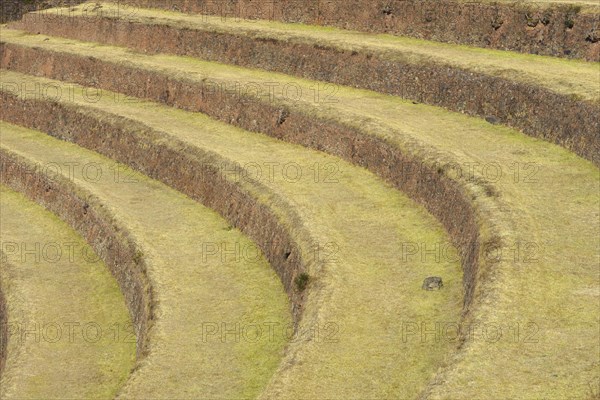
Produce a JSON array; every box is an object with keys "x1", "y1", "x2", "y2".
[{"x1": 294, "y1": 273, "x2": 310, "y2": 292}]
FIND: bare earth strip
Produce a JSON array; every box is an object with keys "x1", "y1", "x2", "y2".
[
  {"x1": 0, "y1": 122, "x2": 292, "y2": 399},
  {"x1": 0, "y1": 185, "x2": 135, "y2": 399}
]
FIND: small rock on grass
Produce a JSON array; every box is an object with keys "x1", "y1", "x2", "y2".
[{"x1": 422, "y1": 276, "x2": 443, "y2": 290}]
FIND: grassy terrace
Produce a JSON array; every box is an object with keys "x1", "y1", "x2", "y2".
[
  {"x1": 0, "y1": 29, "x2": 596, "y2": 397},
  {"x1": 0, "y1": 185, "x2": 134, "y2": 399},
  {"x1": 0, "y1": 122, "x2": 292, "y2": 399},
  {"x1": 484, "y1": 0, "x2": 600, "y2": 8},
  {"x1": 113, "y1": 0, "x2": 600, "y2": 14},
  {"x1": 0, "y1": 71, "x2": 464, "y2": 399},
  {"x1": 29, "y1": 4, "x2": 600, "y2": 103}
]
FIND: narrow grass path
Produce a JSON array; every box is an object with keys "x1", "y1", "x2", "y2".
[
  {"x1": 0, "y1": 185, "x2": 134, "y2": 399},
  {"x1": 0, "y1": 73, "x2": 464, "y2": 398},
  {"x1": 0, "y1": 122, "x2": 291, "y2": 399}
]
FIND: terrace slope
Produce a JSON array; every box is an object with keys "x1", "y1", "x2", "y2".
[
  {"x1": 1, "y1": 5, "x2": 599, "y2": 397},
  {"x1": 0, "y1": 122, "x2": 292, "y2": 399},
  {"x1": 0, "y1": 25, "x2": 600, "y2": 165},
  {"x1": 0, "y1": 31, "x2": 596, "y2": 397},
  {"x1": 0, "y1": 72, "x2": 465, "y2": 399},
  {"x1": 114, "y1": 0, "x2": 600, "y2": 60},
  {"x1": 24, "y1": 3, "x2": 600, "y2": 101},
  {"x1": 2, "y1": 24, "x2": 598, "y2": 165}
]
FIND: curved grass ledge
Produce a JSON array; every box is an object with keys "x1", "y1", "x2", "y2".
[
  {"x1": 0, "y1": 96, "x2": 316, "y2": 322},
  {"x1": 0, "y1": 77, "x2": 492, "y2": 398},
  {"x1": 116, "y1": 0, "x2": 600, "y2": 60},
  {"x1": 0, "y1": 38, "x2": 508, "y2": 313},
  {"x1": 13, "y1": 5, "x2": 599, "y2": 165},
  {"x1": 0, "y1": 151, "x2": 153, "y2": 362},
  {"x1": 0, "y1": 125, "x2": 293, "y2": 398},
  {"x1": 0, "y1": 186, "x2": 134, "y2": 398},
  {"x1": 0, "y1": 37, "x2": 597, "y2": 394},
  {"x1": 0, "y1": 78, "x2": 467, "y2": 398}
]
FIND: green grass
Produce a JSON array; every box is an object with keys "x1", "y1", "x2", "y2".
[
  {"x1": 0, "y1": 26, "x2": 598, "y2": 397},
  {"x1": 0, "y1": 73, "x2": 464, "y2": 399},
  {"x1": 0, "y1": 122, "x2": 292, "y2": 399},
  {"x1": 32, "y1": 3, "x2": 600, "y2": 103},
  {"x1": 0, "y1": 185, "x2": 135, "y2": 399}
]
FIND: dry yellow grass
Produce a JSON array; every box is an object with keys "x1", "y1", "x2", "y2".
[
  {"x1": 0, "y1": 72, "x2": 464, "y2": 399},
  {"x1": 32, "y1": 3, "x2": 600, "y2": 103},
  {"x1": 0, "y1": 121, "x2": 292, "y2": 399},
  {"x1": 0, "y1": 22, "x2": 598, "y2": 399},
  {"x1": 0, "y1": 185, "x2": 134, "y2": 399}
]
